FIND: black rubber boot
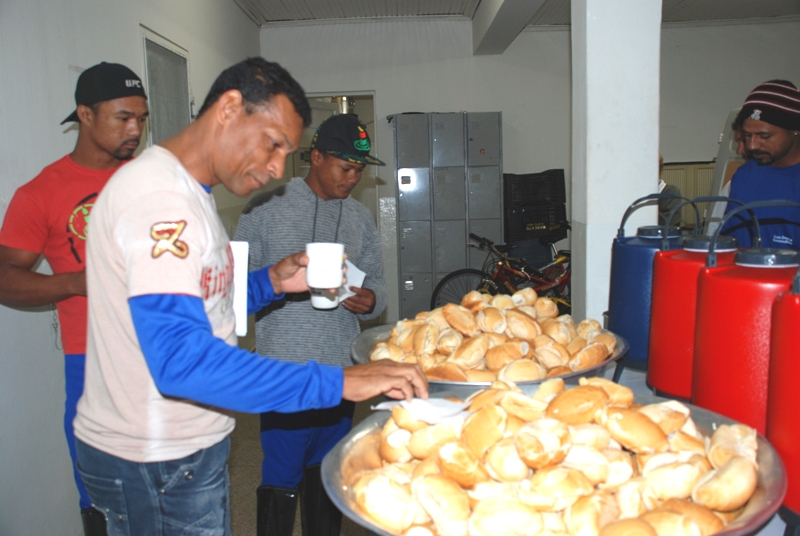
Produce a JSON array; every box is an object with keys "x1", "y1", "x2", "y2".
[
  {"x1": 300, "y1": 464, "x2": 342, "y2": 536},
  {"x1": 81, "y1": 507, "x2": 108, "y2": 536},
  {"x1": 257, "y1": 485, "x2": 299, "y2": 536}
]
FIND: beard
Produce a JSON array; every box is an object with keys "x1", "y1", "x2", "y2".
[{"x1": 112, "y1": 139, "x2": 140, "y2": 161}]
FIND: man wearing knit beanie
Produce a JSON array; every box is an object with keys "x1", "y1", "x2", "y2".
[{"x1": 722, "y1": 80, "x2": 800, "y2": 249}]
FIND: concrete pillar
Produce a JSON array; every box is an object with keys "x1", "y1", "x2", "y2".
[{"x1": 571, "y1": 0, "x2": 662, "y2": 321}]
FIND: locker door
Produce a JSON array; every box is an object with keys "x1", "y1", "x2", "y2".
[
  {"x1": 432, "y1": 113, "x2": 465, "y2": 167},
  {"x1": 467, "y1": 112, "x2": 501, "y2": 166},
  {"x1": 395, "y1": 114, "x2": 430, "y2": 169},
  {"x1": 433, "y1": 220, "x2": 466, "y2": 274},
  {"x1": 398, "y1": 221, "x2": 432, "y2": 274},
  {"x1": 397, "y1": 168, "x2": 431, "y2": 221},
  {"x1": 468, "y1": 166, "x2": 502, "y2": 219},
  {"x1": 400, "y1": 273, "x2": 433, "y2": 320},
  {"x1": 433, "y1": 167, "x2": 466, "y2": 221}
]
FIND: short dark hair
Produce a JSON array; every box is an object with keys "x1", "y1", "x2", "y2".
[{"x1": 197, "y1": 57, "x2": 312, "y2": 127}]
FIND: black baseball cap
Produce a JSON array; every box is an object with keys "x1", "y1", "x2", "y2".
[
  {"x1": 310, "y1": 114, "x2": 386, "y2": 166},
  {"x1": 61, "y1": 62, "x2": 147, "y2": 124}
]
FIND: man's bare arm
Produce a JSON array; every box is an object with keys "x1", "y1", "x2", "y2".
[
  {"x1": 0, "y1": 245, "x2": 86, "y2": 307},
  {"x1": 342, "y1": 360, "x2": 429, "y2": 402}
]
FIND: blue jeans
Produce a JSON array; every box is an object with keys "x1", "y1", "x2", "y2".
[
  {"x1": 76, "y1": 437, "x2": 231, "y2": 536},
  {"x1": 260, "y1": 400, "x2": 354, "y2": 487},
  {"x1": 64, "y1": 353, "x2": 93, "y2": 509}
]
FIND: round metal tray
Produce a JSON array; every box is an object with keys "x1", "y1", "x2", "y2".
[
  {"x1": 351, "y1": 324, "x2": 629, "y2": 398},
  {"x1": 322, "y1": 392, "x2": 788, "y2": 536}
]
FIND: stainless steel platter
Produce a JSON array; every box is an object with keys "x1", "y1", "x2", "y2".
[
  {"x1": 351, "y1": 323, "x2": 629, "y2": 398},
  {"x1": 322, "y1": 392, "x2": 787, "y2": 536}
]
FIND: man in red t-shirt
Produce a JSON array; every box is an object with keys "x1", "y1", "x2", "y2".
[{"x1": 0, "y1": 62, "x2": 148, "y2": 535}]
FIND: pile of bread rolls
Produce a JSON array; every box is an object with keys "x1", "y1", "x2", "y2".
[
  {"x1": 350, "y1": 378, "x2": 760, "y2": 536},
  {"x1": 369, "y1": 288, "x2": 616, "y2": 383}
]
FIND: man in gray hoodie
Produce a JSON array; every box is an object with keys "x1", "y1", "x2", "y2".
[{"x1": 235, "y1": 113, "x2": 386, "y2": 536}]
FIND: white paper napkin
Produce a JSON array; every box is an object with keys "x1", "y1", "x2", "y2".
[
  {"x1": 230, "y1": 241, "x2": 249, "y2": 337},
  {"x1": 338, "y1": 259, "x2": 366, "y2": 301},
  {"x1": 372, "y1": 398, "x2": 472, "y2": 425}
]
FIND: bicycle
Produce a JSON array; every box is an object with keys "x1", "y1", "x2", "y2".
[{"x1": 430, "y1": 223, "x2": 572, "y2": 314}]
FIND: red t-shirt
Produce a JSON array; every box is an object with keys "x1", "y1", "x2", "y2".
[{"x1": 0, "y1": 155, "x2": 120, "y2": 354}]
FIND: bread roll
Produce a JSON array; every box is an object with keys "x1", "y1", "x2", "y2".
[
  {"x1": 569, "y1": 423, "x2": 612, "y2": 450},
  {"x1": 436, "y1": 441, "x2": 489, "y2": 489},
  {"x1": 706, "y1": 423, "x2": 757, "y2": 470},
  {"x1": 466, "y1": 388, "x2": 509, "y2": 411},
  {"x1": 461, "y1": 290, "x2": 489, "y2": 313},
  {"x1": 588, "y1": 330, "x2": 618, "y2": 353},
  {"x1": 465, "y1": 369, "x2": 497, "y2": 383},
  {"x1": 512, "y1": 287, "x2": 538, "y2": 306},
  {"x1": 498, "y1": 359, "x2": 547, "y2": 383},
  {"x1": 370, "y1": 341, "x2": 405, "y2": 362},
  {"x1": 515, "y1": 418, "x2": 570, "y2": 469},
  {"x1": 490, "y1": 294, "x2": 515, "y2": 311},
  {"x1": 643, "y1": 459, "x2": 702, "y2": 500},
  {"x1": 424, "y1": 307, "x2": 451, "y2": 331},
  {"x1": 659, "y1": 498, "x2": 724, "y2": 536},
  {"x1": 476, "y1": 306, "x2": 507, "y2": 334},
  {"x1": 577, "y1": 318, "x2": 603, "y2": 340},
  {"x1": 442, "y1": 303, "x2": 480, "y2": 337},
  {"x1": 413, "y1": 323, "x2": 440, "y2": 356},
  {"x1": 691, "y1": 456, "x2": 758, "y2": 512},
  {"x1": 412, "y1": 475, "x2": 470, "y2": 536},
  {"x1": 535, "y1": 342, "x2": 571, "y2": 369},
  {"x1": 522, "y1": 465, "x2": 595, "y2": 512},
  {"x1": 534, "y1": 297, "x2": 560, "y2": 320},
  {"x1": 462, "y1": 404, "x2": 507, "y2": 459},
  {"x1": 533, "y1": 333, "x2": 557, "y2": 349},
  {"x1": 561, "y1": 444, "x2": 611, "y2": 486},
  {"x1": 546, "y1": 385, "x2": 610, "y2": 425},
  {"x1": 601, "y1": 448, "x2": 636, "y2": 488},
  {"x1": 547, "y1": 365, "x2": 574, "y2": 378},
  {"x1": 448, "y1": 334, "x2": 489, "y2": 369},
  {"x1": 408, "y1": 423, "x2": 459, "y2": 460},
  {"x1": 485, "y1": 436, "x2": 530, "y2": 482},
  {"x1": 600, "y1": 518, "x2": 657, "y2": 536},
  {"x1": 499, "y1": 390, "x2": 548, "y2": 422},
  {"x1": 403, "y1": 526, "x2": 435, "y2": 536},
  {"x1": 485, "y1": 341, "x2": 529, "y2": 372},
  {"x1": 469, "y1": 496, "x2": 543, "y2": 536},
  {"x1": 637, "y1": 400, "x2": 690, "y2": 435},
  {"x1": 542, "y1": 319, "x2": 574, "y2": 346},
  {"x1": 580, "y1": 377, "x2": 634, "y2": 408},
  {"x1": 353, "y1": 471, "x2": 418, "y2": 533},
  {"x1": 425, "y1": 363, "x2": 468, "y2": 382},
  {"x1": 570, "y1": 342, "x2": 610, "y2": 371},
  {"x1": 397, "y1": 326, "x2": 418, "y2": 354},
  {"x1": 436, "y1": 328, "x2": 464, "y2": 355},
  {"x1": 393, "y1": 405, "x2": 430, "y2": 432},
  {"x1": 505, "y1": 308, "x2": 543, "y2": 339},
  {"x1": 517, "y1": 304, "x2": 540, "y2": 320},
  {"x1": 567, "y1": 336, "x2": 588, "y2": 355},
  {"x1": 639, "y1": 510, "x2": 702, "y2": 536},
  {"x1": 668, "y1": 431, "x2": 706, "y2": 455},
  {"x1": 615, "y1": 477, "x2": 659, "y2": 519},
  {"x1": 564, "y1": 490, "x2": 620, "y2": 536},
  {"x1": 532, "y1": 377, "x2": 566, "y2": 403},
  {"x1": 411, "y1": 455, "x2": 441, "y2": 481},
  {"x1": 381, "y1": 428, "x2": 414, "y2": 463},
  {"x1": 483, "y1": 332, "x2": 508, "y2": 348},
  {"x1": 597, "y1": 407, "x2": 668, "y2": 454}
]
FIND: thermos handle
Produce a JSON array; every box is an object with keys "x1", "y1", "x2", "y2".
[
  {"x1": 659, "y1": 196, "x2": 751, "y2": 251},
  {"x1": 707, "y1": 199, "x2": 800, "y2": 267},
  {"x1": 617, "y1": 193, "x2": 691, "y2": 238}
]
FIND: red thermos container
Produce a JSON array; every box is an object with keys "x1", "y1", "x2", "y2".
[
  {"x1": 693, "y1": 248, "x2": 799, "y2": 433},
  {"x1": 648, "y1": 234, "x2": 738, "y2": 400},
  {"x1": 767, "y1": 271, "x2": 800, "y2": 513}
]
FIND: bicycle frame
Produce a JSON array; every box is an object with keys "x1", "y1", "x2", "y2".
[{"x1": 480, "y1": 246, "x2": 570, "y2": 296}]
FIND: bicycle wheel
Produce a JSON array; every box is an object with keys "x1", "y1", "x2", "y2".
[{"x1": 431, "y1": 269, "x2": 491, "y2": 309}]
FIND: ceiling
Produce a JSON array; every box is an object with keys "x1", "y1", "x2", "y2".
[
  {"x1": 232, "y1": 0, "x2": 800, "y2": 55},
  {"x1": 233, "y1": 0, "x2": 800, "y2": 28}
]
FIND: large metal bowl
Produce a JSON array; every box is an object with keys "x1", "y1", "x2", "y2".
[
  {"x1": 322, "y1": 392, "x2": 787, "y2": 536},
  {"x1": 352, "y1": 324, "x2": 629, "y2": 398}
]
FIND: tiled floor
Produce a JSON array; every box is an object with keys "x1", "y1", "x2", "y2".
[{"x1": 227, "y1": 368, "x2": 787, "y2": 536}]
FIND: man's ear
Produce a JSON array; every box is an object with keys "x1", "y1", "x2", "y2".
[
  {"x1": 76, "y1": 104, "x2": 95, "y2": 126},
  {"x1": 215, "y1": 89, "x2": 244, "y2": 125},
  {"x1": 310, "y1": 148, "x2": 325, "y2": 165}
]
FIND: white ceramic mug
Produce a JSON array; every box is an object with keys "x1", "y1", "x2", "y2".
[
  {"x1": 309, "y1": 288, "x2": 339, "y2": 310},
  {"x1": 305, "y1": 243, "x2": 345, "y2": 306}
]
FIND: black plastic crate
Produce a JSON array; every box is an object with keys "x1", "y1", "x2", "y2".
[
  {"x1": 507, "y1": 239, "x2": 553, "y2": 268},
  {"x1": 504, "y1": 169, "x2": 566, "y2": 208},
  {"x1": 505, "y1": 203, "x2": 568, "y2": 242}
]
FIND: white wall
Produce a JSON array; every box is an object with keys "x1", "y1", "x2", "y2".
[
  {"x1": 0, "y1": 1, "x2": 259, "y2": 533},
  {"x1": 261, "y1": 17, "x2": 800, "y2": 321}
]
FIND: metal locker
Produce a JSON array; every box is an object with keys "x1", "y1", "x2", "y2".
[
  {"x1": 400, "y1": 273, "x2": 433, "y2": 320},
  {"x1": 468, "y1": 218, "x2": 503, "y2": 271},
  {"x1": 399, "y1": 221, "x2": 432, "y2": 274},
  {"x1": 397, "y1": 168, "x2": 431, "y2": 221},
  {"x1": 395, "y1": 114, "x2": 430, "y2": 169},
  {"x1": 433, "y1": 220, "x2": 466, "y2": 274},
  {"x1": 467, "y1": 112, "x2": 502, "y2": 166},
  {"x1": 468, "y1": 166, "x2": 502, "y2": 219},
  {"x1": 432, "y1": 113, "x2": 465, "y2": 167},
  {"x1": 433, "y1": 167, "x2": 466, "y2": 220}
]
